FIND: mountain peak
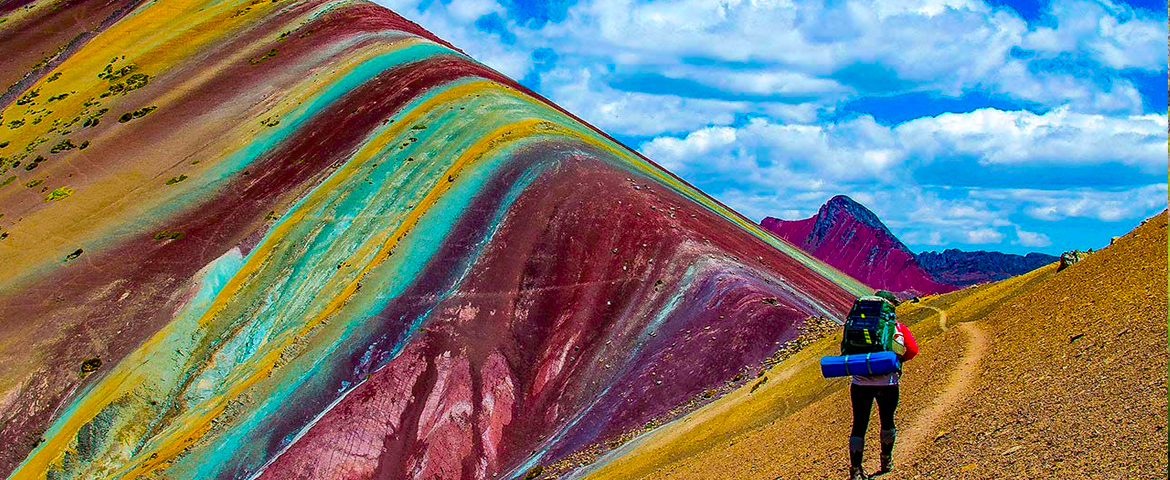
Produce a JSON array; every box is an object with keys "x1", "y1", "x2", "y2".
[
  {"x1": 761, "y1": 196, "x2": 954, "y2": 297},
  {"x1": 813, "y1": 195, "x2": 910, "y2": 254},
  {"x1": 825, "y1": 194, "x2": 860, "y2": 207}
]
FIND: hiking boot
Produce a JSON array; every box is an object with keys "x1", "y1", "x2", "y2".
[
  {"x1": 877, "y1": 428, "x2": 895, "y2": 475},
  {"x1": 849, "y1": 466, "x2": 870, "y2": 480}
]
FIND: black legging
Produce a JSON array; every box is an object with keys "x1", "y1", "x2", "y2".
[
  {"x1": 848, "y1": 383, "x2": 899, "y2": 469},
  {"x1": 850, "y1": 383, "x2": 899, "y2": 437}
]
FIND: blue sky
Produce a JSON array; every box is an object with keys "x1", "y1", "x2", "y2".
[{"x1": 377, "y1": 0, "x2": 1167, "y2": 255}]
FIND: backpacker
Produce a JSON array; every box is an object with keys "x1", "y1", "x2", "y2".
[{"x1": 840, "y1": 296, "x2": 897, "y2": 355}]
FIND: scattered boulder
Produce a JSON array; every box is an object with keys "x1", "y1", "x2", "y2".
[
  {"x1": 80, "y1": 357, "x2": 101, "y2": 377},
  {"x1": 1057, "y1": 251, "x2": 1087, "y2": 272}
]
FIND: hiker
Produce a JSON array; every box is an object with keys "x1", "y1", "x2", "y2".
[{"x1": 846, "y1": 290, "x2": 918, "y2": 480}]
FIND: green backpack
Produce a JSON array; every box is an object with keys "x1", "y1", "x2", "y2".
[{"x1": 840, "y1": 296, "x2": 897, "y2": 355}]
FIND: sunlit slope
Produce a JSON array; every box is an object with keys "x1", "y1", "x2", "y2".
[
  {"x1": 577, "y1": 212, "x2": 1167, "y2": 479},
  {"x1": 0, "y1": 0, "x2": 871, "y2": 478}
]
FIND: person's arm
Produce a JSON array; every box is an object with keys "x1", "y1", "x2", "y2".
[{"x1": 897, "y1": 322, "x2": 918, "y2": 362}]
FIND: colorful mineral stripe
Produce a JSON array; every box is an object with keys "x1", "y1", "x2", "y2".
[{"x1": 0, "y1": 0, "x2": 869, "y2": 478}]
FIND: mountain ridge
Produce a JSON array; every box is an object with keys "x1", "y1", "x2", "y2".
[{"x1": 916, "y1": 248, "x2": 1058, "y2": 286}]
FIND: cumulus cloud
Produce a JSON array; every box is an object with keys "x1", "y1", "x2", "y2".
[
  {"x1": 900, "y1": 229, "x2": 946, "y2": 246},
  {"x1": 1022, "y1": 0, "x2": 1166, "y2": 72},
  {"x1": 380, "y1": 0, "x2": 1165, "y2": 114},
  {"x1": 859, "y1": 189, "x2": 1015, "y2": 248},
  {"x1": 1014, "y1": 227, "x2": 1053, "y2": 247},
  {"x1": 640, "y1": 115, "x2": 905, "y2": 184},
  {"x1": 641, "y1": 108, "x2": 1167, "y2": 190},
  {"x1": 895, "y1": 107, "x2": 1167, "y2": 172},
  {"x1": 985, "y1": 184, "x2": 1170, "y2": 222},
  {"x1": 657, "y1": 66, "x2": 850, "y2": 98},
  {"x1": 985, "y1": 59, "x2": 1147, "y2": 114},
  {"x1": 536, "y1": 0, "x2": 1157, "y2": 110},
  {"x1": 960, "y1": 227, "x2": 1007, "y2": 244},
  {"x1": 379, "y1": 0, "x2": 1165, "y2": 127},
  {"x1": 540, "y1": 66, "x2": 748, "y2": 136}
]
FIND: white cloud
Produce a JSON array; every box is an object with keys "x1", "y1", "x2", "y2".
[
  {"x1": 444, "y1": 0, "x2": 501, "y2": 22},
  {"x1": 1014, "y1": 227, "x2": 1053, "y2": 247},
  {"x1": 759, "y1": 102, "x2": 823, "y2": 123},
  {"x1": 900, "y1": 229, "x2": 946, "y2": 246},
  {"x1": 640, "y1": 115, "x2": 905, "y2": 185},
  {"x1": 986, "y1": 60, "x2": 1146, "y2": 114},
  {"x1": 638, "y1": 125, "x2": 738, "y2": 171},
  {"x1": 660, "y1": 66, "x2": 849, "y2": 97},
  {"x1": 537, "y1": 0, "x2": 1140, "y2": 111},
  {"x1": 640, "y1": 108, "x2": 1168, "y2": 191},
  {"x1": 717, "y1": 188, "x2": 831, "y2": 223},
  {"x1": 1023, "y1": 0, "x2": 1167, "y2": 72},
  {"x1": 895, "y1": 107, "x2": 1168, "y2": 172},
  {"x1": 961, "y1": 227, "x2": 1007, "y2": 244},
  {"x1": 870, "y1": 0, "x2": 990, "y2": 17},
  {"x1": 1001, "y1": 184, "x2": 1169, "y2": 222},
  {"x1": 541, "y1": 66, "x2": 746, "y2": 136},
  {"x1": 378, "y1": 0, "x2": 1163, "y2": 117}
]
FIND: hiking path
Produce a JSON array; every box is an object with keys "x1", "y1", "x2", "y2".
[{"x1": 891, "y1": 307, "x2": 987, "y2": 478}]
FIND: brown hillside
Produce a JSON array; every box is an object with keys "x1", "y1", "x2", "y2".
[
  {"x1": 577, "y1": 211, "x2": 1167, "y2": 480},
  {"x1": 904, "y1": 211, "x2": 1168, "y2": 478}
]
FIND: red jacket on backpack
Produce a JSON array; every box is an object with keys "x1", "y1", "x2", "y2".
[{"x1": 895, "y1": 322, "x2": 918, "y2": 362}]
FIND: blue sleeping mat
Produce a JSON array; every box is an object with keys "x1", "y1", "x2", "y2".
[{"x1": 820, "y1": 351, "x2": 900, "y2": 378}]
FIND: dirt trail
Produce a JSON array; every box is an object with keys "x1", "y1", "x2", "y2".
[
  {"x1": 922, "y1": 305, "x2": 947, "y2": 332},
  {"x1": 893, "y1": 318, "x2": 986, "y2": 476}
]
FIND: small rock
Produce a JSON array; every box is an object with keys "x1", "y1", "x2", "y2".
[{"x1": 79, "y1": 357, "x2": 102, "y2": 377}]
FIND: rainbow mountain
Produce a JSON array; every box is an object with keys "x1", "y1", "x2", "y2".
[{"x1": 0, "y1": 0, "x2": 869, "y2": 478}]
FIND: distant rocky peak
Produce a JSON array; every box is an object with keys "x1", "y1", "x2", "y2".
[{"x1": 809, "y1": 195, "x2": 911, "y2": 254}]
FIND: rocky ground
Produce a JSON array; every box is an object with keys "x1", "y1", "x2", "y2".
[{"x1": 904, "y1": 212, "x2": 1168, "y2": 479}]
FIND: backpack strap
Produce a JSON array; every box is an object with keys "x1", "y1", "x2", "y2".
[{"x1": 865, "y1": 352, "x2": 873, "y2": 375}]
